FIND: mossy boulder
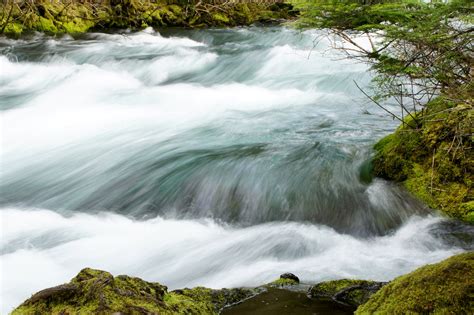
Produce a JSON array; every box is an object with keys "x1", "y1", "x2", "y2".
[
  {"x1": 356, "y1": 251, "x2": 474, "y2": 314},
  {"x1": 372, "y1": 95, "x2": 473, "y2": 223},
  {"x1": 12, "y1": 268, "x2": 257, "y2": 314},
  {"x1": 267, "y1": 273, "x2": 300, "y2": 287},
  {"x1": 309, "y1": 279, "x2": 386, "y2": 307},
  {"x1": 167, "y1": 286, "x2": 258, "y2": 313}
]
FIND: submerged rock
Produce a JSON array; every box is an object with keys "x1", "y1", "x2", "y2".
[
  {"x1": 309, "y1": 279, "x2": 386, "y2": 307},
  {"x1": 12, "y1": 268, "x2": 256, "y2": 315},
  {"x1": 356, "y1": 252, "x2": 474, "y2": 314}
]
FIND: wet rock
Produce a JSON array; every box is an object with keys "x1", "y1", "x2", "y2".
[
  {"x1": 222, "y1": 287, "x2": 353, "y2": 315},
  {"x1": 309, "y1": 279, "x2": 386, "y2": 307},
  {"x1": 333, "y1": 282, "x2": 386, "y2": 307}
]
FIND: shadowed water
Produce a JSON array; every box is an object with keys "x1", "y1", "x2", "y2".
[{"x1": 0, "y1": 27, "x2": 472, "y2": 314}]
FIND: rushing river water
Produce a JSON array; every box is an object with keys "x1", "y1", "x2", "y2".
[{"x1": 0, "y1": 27, "x2": 472, "y2": 313}]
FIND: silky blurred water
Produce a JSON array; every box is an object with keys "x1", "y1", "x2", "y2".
[{"x1": 0, "y1": 27, "x2": 471, "y2": 313}]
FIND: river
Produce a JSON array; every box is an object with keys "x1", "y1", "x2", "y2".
[{"x1": 0, "y1": 27, "x2": 471, "y2": 313}]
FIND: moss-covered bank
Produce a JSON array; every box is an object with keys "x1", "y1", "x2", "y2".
[
  {"x1": 12, "y1": 267, "x2": 258, "y2": 314},
  {"x1": 372, "y1": 92, "x2": 473, "y2": 223},
  {"x1": 356, "y1": 251, "x2": 474, "y2": 314},
  {"x1": 0, "y1": 0, "x2": 297, "y2": 37}
]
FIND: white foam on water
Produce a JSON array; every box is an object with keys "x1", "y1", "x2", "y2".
[{"x1": 1, "y1": 53, "x2": 319, "y2": 159}]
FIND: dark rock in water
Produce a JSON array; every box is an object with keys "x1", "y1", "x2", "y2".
[
  {"x1": 309, "y1": 279, "x2": 386, "y2": 307},
  {"x1": 333, "y1": 281, "x2": 386, "y2": 307},
  {"x1": 222, "y1": 287, "x2": 353, "y2": 315},
  {"x1": 280, "y1": 273, "x2": 300, "y2": 283}
]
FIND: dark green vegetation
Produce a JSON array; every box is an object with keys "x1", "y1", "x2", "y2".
[
  {"x1": 294, "y1": 0, "x2": 473, "y2": 222},
  {"x1": 356, "y1": 251, "x2": 474, "y2": 314},
  {"x1": 0, "y1": 0, "x2": 297, "y2": 36}
]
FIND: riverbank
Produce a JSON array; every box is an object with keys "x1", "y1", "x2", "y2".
[
  {"x1": 0, "y1": 0, "x2": 297, "y2": 37},
  {"x1": 12, "y1": 252, "x2": 474, "y2": 314},
  {"x1": 372, "y1": 89, "x2": 473, "y2": 223}
]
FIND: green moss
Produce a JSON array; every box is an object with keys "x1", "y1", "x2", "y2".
[
  {"x1": 356, "y1": 252, "x2": 474, "y2": 314},
  {"x1": 269, "y1": 278, "x2": 299, "y2": 287},
  {"x1": 2, "y1": 22, "x2": 23, "y2": 36},
  {"x1": 168, "y1": 286, "x2": 256, "y2": 313},
  {"x1": 309, "y1": 279, "x2": 385, "y2": 307},
  {"x1": 212, "y1": 13, "x2": 230, "y2": 24},
  {"x1": 372, "y1": 95, "x2": 473, "y2": 222},
  {"x1": 310, "y1": 279, "x2": 375, "y2": 297},
  {"x1": 165, "y1": 288, "x2": 216, "y2": 314},
  {"x1": 35, "y1": 16, "x2": 58, "y2": 33},
  {"x1": 60, "y1": 19, "x2": 95, "y2": 34},
  {"x1": 13, "y1": 268, "x2": 256, "y2": 314},
  {"x1": 1, "y1": 0, "x2": 296, "y2": 35},
  {"x1": 13, "y1": 268, "x2": 171, "y2": 314}
]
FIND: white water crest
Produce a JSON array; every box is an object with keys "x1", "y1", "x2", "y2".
[{"x1": 0, "y1": 27, "x2": 472, "y2": 314}]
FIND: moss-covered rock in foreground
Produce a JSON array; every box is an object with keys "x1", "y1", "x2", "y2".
[
  {"x1": 356, "y1": 252, "x2": 474, "y2": 314},
  {"x1": 309, "y1": 279, "x2": 386, "y2": 307},
  {"x1": 372, "y1": 94, "x2": 473, "y2": 223},
  {"x1": 12, "y1": 268, "x2": 256, "y2": 314}
]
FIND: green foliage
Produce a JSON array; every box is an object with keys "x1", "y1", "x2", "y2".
[
  {"x1": 356, "y1": 252, "x2": 474, "y2": 314},
  {"x1": 293, "y1": 0, "x2": 415, "y2": 30},
  {"x1": 293, "y1": 0, "x2": 473, "y2": 109}
]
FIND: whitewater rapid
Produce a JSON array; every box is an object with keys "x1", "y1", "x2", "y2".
[{"x1": 0, "y1": 27, "x2": 471, "y2": 313}]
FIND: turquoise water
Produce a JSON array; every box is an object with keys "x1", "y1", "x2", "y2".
[{"x1": 0, "y1": 27, "x2": 470, "y2": 313}]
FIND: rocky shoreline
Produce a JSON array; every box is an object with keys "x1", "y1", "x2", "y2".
[{"x1": 12, "y1": 252, "x2": 474, "y2": 314}]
